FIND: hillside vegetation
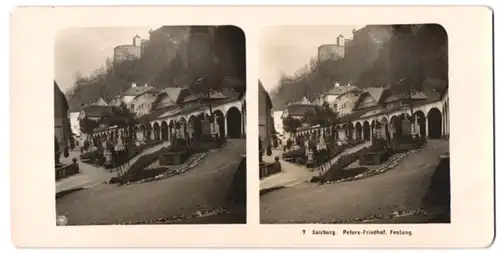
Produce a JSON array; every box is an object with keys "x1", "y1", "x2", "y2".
[
  {"x1": 65, "y1": 26, "x2": 246, "y2": 112},
  {"x1": 270, "y1": 24, "x2": 448, "y2": 110}
]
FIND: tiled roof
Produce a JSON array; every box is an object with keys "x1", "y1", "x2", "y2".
[
  {"x1": 81, "y1": 105, "x2": 116, "y2": 118},
  {"x1": 182, "y1": 89, "x2": 228, "y2": 103},
  {"x1": 285, "y1": 104, "x2": 320, "y2": 117},
  {"x1": 138, "y1": 107, "x2": 172, "y2": 123},
  {"x1": 364, "y1": 87, "x2": 385, "y2": 102},
  {"x1": 221, "y1": 77, "x2": 245, "y2": 89},
  {"x1": 325, "y1": 85, "x2": 360, "y2": 96},
  {"x1": 163, "y1": 87, "x2": 183, "y2": 102},
  {"x1": 123, "y1": 85, "x2": 157, "y2": 97},
  {"x1": 338, "y1": 108, "x2": 373, "y2": 124},
  {"x1": 384, "y1": 91, "x2": 428, "y2": 103},
  {"x1": 422, "y1": 87, "x2": 444, "y2": 102}
]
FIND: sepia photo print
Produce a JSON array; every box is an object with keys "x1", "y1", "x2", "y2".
[
  {"x1": 54, "y1": 25, "x2": 247, "y2": 225},
  {"x1": 259, "y1": 24, "x2": 450, "y2": 224}
]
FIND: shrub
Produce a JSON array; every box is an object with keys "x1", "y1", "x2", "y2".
[
  {"x1": 320, "y1": 147, "x2": 371, "y2": 183},
  {"x1": 371, "y1": 138, "x2": 387, "y2": 151},
  {"x1": 310, "y1": 176, "x2": 321, "y2": 183},
  {"x1": 326, "y1": 167, "x2": 369, "y2": 182},
  {"x1": 282, "y1": 147, "x2": 305, "y2": 159},
  {"x1": 390, "y1": 135, "x2": 427, "y2": 152},
  {"x1": 119, "y1": 147, "x2": 171, "y2": 183}
]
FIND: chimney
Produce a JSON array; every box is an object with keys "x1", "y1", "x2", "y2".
[
  {"x1": 131, "y1": 82, "x2": 137, "y2": 88},
  {"x1": 335, "y1": 82, "x2": 340, "y2": 87},
  {"x1": 144, "y1": 84, "x2": 148, "y2": 87}
]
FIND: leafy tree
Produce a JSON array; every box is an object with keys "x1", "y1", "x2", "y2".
[
  {"x1": 380, "y1": 24, "x2": 447, "y2": 123},
  {"x1": 270, "y1": 24, "x2": 447, "y2": 116},
  {"x1": 79, "y1": 117, "x2": 99, "y2": 134},
  {"x1": 321, "y1": 101, "x2": 339, "y2": 127},
  {"x1": 282, "y1": 116, "x2": 302, "y2": 137}
]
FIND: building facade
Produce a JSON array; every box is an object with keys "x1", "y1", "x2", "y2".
[
  {"x1": 294, "y1": 85, "x2": 450, "y2": 144},
  {"x1": 323, "y1": 84, "x2": 360, "y2": 109},
  {"x1": 69, "y1": 112, "x2": 81, "y2": 137},
  {"x1": 317, "y1": 35, "x2": 347, "y2": 62},
  {"x1": 273, "y1": 110, "x2": 284, "y2": 135},
  {"x1": 332, "y1": 87, "x2": 362, "y2": 117},
  {"x1": 258, "y1": 80, "x2": 274, "y2": 156},
  {"x1": 128, "y1": 87, "x2": 160, "y2": 117},
  {"x1": 113, "y1": 45, "x2": 141, "y2": 63},
  {"x1": 54, "y1": 81, "x2": 71, "y2": 162}
]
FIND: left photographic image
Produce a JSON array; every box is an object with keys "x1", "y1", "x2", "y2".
[{"x1": 54, "y1": 26, "x2": 247, "y2": 225}]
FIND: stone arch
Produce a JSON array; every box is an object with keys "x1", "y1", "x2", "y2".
[
  {"x1": 414, "y1": 110, "x2": 427, "y2": 138},
  {"x1": 131, "y1": 126, "x2": 138, "y2": 141},
  {"x1": 355, "y1": 122, "x2": 362, "y2": 140},
  {"x1": 224, "y1": 102, "x2": 243, "y2": 117},
  {"x1": 242, "y1": 100, "x2": 246, "y2": 136},
  {"x1": 139, "y1": 125, "x2": 146, "y2": 140},
  {"x1": 362, "y1": 121, "x2": 370, "y2": 141},
  {"x1": 188, "y1": 115, "x2": 200, "y2": 138},
  {"x1": 179, "y1": 117, "x2": 187, "y2": 138},
  {"x1": 427, "y1": 107, "x2": 443, "y2": 139},
  {"x1": 161, "y1": 121, "x2": 168, "y2": 141},
  {"x1": 226, "y1": 106, "x2": 242, "y2": 138},
  {"x1": 153, "y1": 122, "x2": 161, "y2": 140},
  {"x1": 146, "y1": 122, "x2": 152, "y2": 140},
  {"x1": 390, "y1": 115, "x2": 401, "y2": 139},
  {"x1": 380, "y1": 117, "x2": 389, "y2": 140},
  {"x1": 168, "y1": 120, "x2": 176, "y2": 139},
  {"x1": 213, "y1": 109, "x2": 225, "y2": 138},
  {"x1": 443, "y1": 100, "x2": 449, "y2": 136},
  {"x1": 347, "y1": 122, "x2": 355, "y2": 140}
]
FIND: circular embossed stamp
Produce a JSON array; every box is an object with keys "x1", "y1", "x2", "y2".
[{"x1": 56, "y1": 215, "x2": 68, "y2": 226}]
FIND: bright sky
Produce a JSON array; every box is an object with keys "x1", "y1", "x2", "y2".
[
  {"x1": 54, "y1": 27, "x2": 152, "y2": 92},
  {"x1": 258, "y1": 25, "x2": 365, "y2": 94}
]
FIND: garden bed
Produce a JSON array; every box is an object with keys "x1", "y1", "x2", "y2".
[
  {"x1": 390, "y1": 136, "x2": 426, "y2": 153},
  {"x1": 111, "y1": 144, "x2": 222, "y2": 185},
  {"x1": 259, "y1": 158, "x2": 282, "y2": 179},
  {"x1": 319, "y1": 146, "x2": 372, "y2": 183},
  {"x1": 55, "y1": 162, "x2": 80, "y2": 181},
  {"x1": 188, "y1": 135, "x2": 226, "y2": 153},
  {"x1": 319, "y1": 147, "x2": 426, "y2": 185},
  {"x1": 323, "y1": 167, "x2": 369, "y2": 182},
  {"x1": 282, "y1": 147, "x2": 307, "y2": 165},
  {"x1": 159, "y1": 150, "x2": 191, "y2": 165},
  {"x1": 79, "y1": 139, "x2": 164, "y2": 167},
  {"x1": 359, "y1": 149, "x2": 392, "y2": 165}
]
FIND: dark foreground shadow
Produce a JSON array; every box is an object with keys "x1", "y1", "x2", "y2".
[
  {"x1": 55, "y1": 187, "x2": 84, "y2": 200},
  {"x1": 225, "y1": 155, "x2": 247, "y2": 205},
  {"x1": 170, "y1": 206, "x2": 246, "y2": 224},
  {"x1": 423, "y1": 155, "x2": 451, "y2": 223},
  {"x1": 260, "y1": 186, "x2": 286, "y2": 196}
]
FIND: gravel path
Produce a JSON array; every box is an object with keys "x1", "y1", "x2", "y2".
[
  {"x1": 56, "y1": 139, "x2": 246, "y2": 225},
  {"x1": 260, "y1": 140, "x2": 449, "y2": 224}
]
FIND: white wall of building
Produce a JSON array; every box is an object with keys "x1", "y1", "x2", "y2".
[
  {"x1": 333, "y1": 92, "x2": 360, "y2": 117},
  {"x1": 69, "y1": 112, "x2": 80, "y2": 137},
  {"x1": 273, "y1": 110, "x2": 284, "y2": 134}
]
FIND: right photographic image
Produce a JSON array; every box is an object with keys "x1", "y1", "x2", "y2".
[{"x1": 258, "y1": 24, "x2": 450, "y2": 224}]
